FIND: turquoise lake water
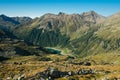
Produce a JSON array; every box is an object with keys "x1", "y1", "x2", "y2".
[{"x1": 46, "y1": 48, "x2": 62, "y2": 55}]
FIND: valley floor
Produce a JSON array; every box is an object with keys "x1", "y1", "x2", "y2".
[{"x1": 0, "y1": 54, "x2": 120, "y2": 80}]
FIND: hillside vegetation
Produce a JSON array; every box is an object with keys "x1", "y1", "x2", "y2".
[{"x1": 0, "y1": 11, "x2": 120, "y2": 80}]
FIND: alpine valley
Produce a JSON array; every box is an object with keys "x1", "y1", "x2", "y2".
[{"x1": 0, "y1": 11, "x2": 120, "y2": 80}]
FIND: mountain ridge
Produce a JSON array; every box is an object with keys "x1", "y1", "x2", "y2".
[
  {"x1": 0, "y1": 9, "x2": 120, "y2": 80},
  {"x1": 0, "y1": 11, "x2": 120, "y2": 57},
  {"x1": 13, "y1": 11, "x2": 106, "y2": 39}
]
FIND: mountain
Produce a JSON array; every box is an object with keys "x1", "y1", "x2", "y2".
[
  {"x1": 0, "y1": 28, "x2": 15, "y2": 38},
  {"x1": 1, "y1": 11, "x2": 120, "y2": 57},
  {"x1": 12, "y1": 16, "x2": 32, "y2": 24},
  {"x1": 0, "y1": 15, "x2": 48, "y2": 58},
  {"x1": 96, "y1": 12, "x2": 120, "y2": 39},
  {"x1": 0, "y1": 11, "x2": 120, "y2": 80},
  {"x1": 0, "y1": 27, "x2": 44, "y2": 58},
  {"x1": 81, "y1": 11, "x2": 106, "y2": 23},
  {"x1": 0, "y1": 37, "x2": 47, "y2": 57},
  {"x1": 0, "y1": 14, "x2": 20, "y2": 30},
  {"x1": 0, "y1": 29, "x2": 7, "y2": 37},
  {"x1": 38, "y1": 11, "x2": 105, "y2": 35},
  {"x1": 0, "y1": 14, "x2": 33, "y2": 31},
  {"x1": 70, "y1": 11, "x2": 120, "y2": 57},
  {"x1": 13, "y1": 11, "x2": 105, "y2": 47}
]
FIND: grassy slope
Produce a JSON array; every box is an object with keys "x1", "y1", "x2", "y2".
[
  {"x1": 96, "y1": 12, "x2": 120, "y2": 39},
  {"x1": 0, "y1": 54, "x2": 120, "y2": 80},
  {"x1": 70, "y1": 12, "x2": 120, "y2": 57}
]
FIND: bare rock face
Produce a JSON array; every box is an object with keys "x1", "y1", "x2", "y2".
[
  {"x1": 81, "y1": 11, "x2": 106, "y2": 23},
  {"x1": 15, "y1": 11, "x2": 106, "y2": 37},
  {"x1": 38, "y1": 11, "x2": 105, "y2": 30}
]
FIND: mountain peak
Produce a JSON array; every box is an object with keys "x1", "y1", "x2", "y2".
[
  {"x1": 81, "y1": 11, "x2": 106, "y2": 23},
  {"x1": 58, "y1": 12, "x2": 66, "y2": 15},
  {"x1": 0, "y1": 14, "x2": 20, "y2": 25},
  {"x1": 81, "y1": 11, "x2": 99, "y2": 16},
  {"x1": 41, "y1": 13, "x2": 57, "y2": 19},
  {"x1": 89, "y1": 10, "x2": 96, "y2": 14},
  {"x1": 82, "y1": 11, "x2": 97, "y2": 14},
  {"x1": 0, "y1": 14, "x2": 10, "y2": 19},
  {"x1": 12, "y1": 16, "x2": 32, "y2": 23},
  {"x1": 0, "y1": 14, "x2": 7, "y2": 17}
]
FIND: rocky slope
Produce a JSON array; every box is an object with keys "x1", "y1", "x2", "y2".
[
  {"x1": 0, "y1": 14, "x2": 20, "y2": 30},
  {"x1": 13, "y1": 11, "x2": 105, "y2": 47},
  {"x1": 1, "y1": 11, "x2": 120, "y2": 57},
  {"x1": 0, "y1": 14, "x2": 32, "y2": 31},
  {"x1": 12, "y1": 16, "x2": 32, "y2": 24},
  {"x1": 81, "y1": 11, "x2": 105, "y2": 23},
  {"x1": 70, "y1": 11, "x2": 120, "y2": 56},
  {"x1": 0, "y1": 11, "x2": 120, "y2": 80}
]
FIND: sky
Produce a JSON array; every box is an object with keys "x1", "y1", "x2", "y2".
[{"x1": 0, "y1": 0, "x2": 120, "y2": 18}]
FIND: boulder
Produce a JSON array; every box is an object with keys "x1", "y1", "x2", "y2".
[
  {"x1": 68, "y1": 71, "x2": 74, "y2": 76},
  {"x1": 77, "y1": 68, "x2": 94, "y2": 75},
  {"x1": 6, "y1": 77, "x2": 11, "y2": 80},
  {"x1": 45, "y1": 67, "x2": 61, "y2": 78},
  {"x1": 27, "y1": 67, "x2": 76, "y2": 80},
  {"x1": 18, "y1": 74, "x2": 24, "y2": 80}
]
